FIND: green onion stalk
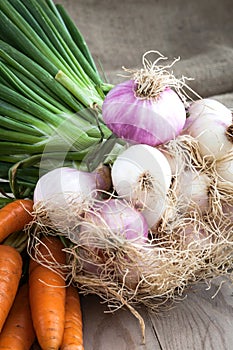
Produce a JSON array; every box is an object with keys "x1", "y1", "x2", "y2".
[{"x1": 0, "y1": 0, "x2": 116, "y2": 199}]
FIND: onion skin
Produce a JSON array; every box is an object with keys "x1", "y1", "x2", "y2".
[
  {"x1": 176, "y1": 170, "x2": 210, "y2": 213},
  {"x1": 186, "y1": 98, "x2": 232, "y2": 128},
  {"x1": 181, "y1": 224, "x2": 212, "y2": 248},
  {"x1": 184, "y1": 114, "x2": 233, "y2": 159},
  {"x1": 94, "y1": 165, "x2": 112, "y2": 192},
  {"x1": 79, "y1": 199, "x2": 148, "y2": 245},
  {"x1": 102, "y1": 79, "x2": 186, "y2": 146},
  {"x1": 33, "y1": 166, "x2": 112, "y2": 206},
  {"x1": 33, "y1": 167, "x2": 98, "y2": 205},
  {"x1": 216, "y1": 157, "x2": 233, "y2": 183}
]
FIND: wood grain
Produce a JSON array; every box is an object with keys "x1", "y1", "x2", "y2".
[
  {"x1": 80, "y1": 277, "x2": 233, "y2": 350},
  {"x1": 149, "y1": 277, "x2": 233, "y2": 350},
  {"x1": 81, "y1": 294, "x2": 161, "y2": 350}
]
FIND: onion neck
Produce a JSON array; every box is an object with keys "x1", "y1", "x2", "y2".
[
  {"x1": 134, "y1": 70, "x2": 167, "y2": 100},
  {"x1": 138, "y1": 171, "x2": 154, "y2": 191},
  {"x1": 226, "y1": 124, "x2": 233, "y2": 143}
]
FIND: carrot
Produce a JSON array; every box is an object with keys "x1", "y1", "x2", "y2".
[
  {"x1": 0, "y1": 245, "x2": 22, "y2": 332},
  {"x1": 29, "y1": 236, "x2": 67, "y2": 350},
  {"x1": 0, "y1": 199, "x2": 34, "y2": 243},
  {"x1": 0, "y1": 283, "x2": 35, "y2": 350},
  {"x1": 61, "y1": 285, "x2": 84, "y2": 350}
]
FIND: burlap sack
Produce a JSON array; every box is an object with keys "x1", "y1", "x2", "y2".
[{"x1": 57, "y1": 0, "x2": 233, "y2": 106}]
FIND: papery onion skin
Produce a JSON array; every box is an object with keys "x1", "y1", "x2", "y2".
[
  {"x1": 186, "y1": 98, "x2": 232, "y2": 129},
  {"x1": 102, "y1": 80, "x2": 186, "y2": 146},
  {"x1": 184, "y1": 99, "x2": 233, "y2": 159},
  {"x1": 33, "y1": 167, "x2": 98, "y2": 205},
  {"x1": 176, "y1": 170, "x2": 210, "y2": 213},
  {"x1": 216, "y1": 157, "x2": 233, "y2": 183}
]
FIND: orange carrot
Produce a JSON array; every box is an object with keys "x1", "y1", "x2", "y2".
[
  {"x1": 61, "y1": 285, "x2": 84, "y2": 350},
  {"x1": 0, "y1": 283, "x2": 36, "y2": 350},
  {"x1": 0, "y1": 199, "x2": 34, "y2": 243},
  {"x1": 0, "y1": 245, "x2": 22, "y2": 332},
  {"x1": 29, "y1": 236, "x2": 67, "y2": 350}
]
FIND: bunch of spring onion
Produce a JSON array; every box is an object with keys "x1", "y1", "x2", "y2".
[{"x1": 0, "y1": 0, "x2": 115, "y2": 199}]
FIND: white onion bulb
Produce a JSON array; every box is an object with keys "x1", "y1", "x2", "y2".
[
  {"x1": 187, "y1": 98, "x2": 232, "y2": 125},
  {"x1": 111, "y1": 144, "x2": 172, "y2": 228},
  {"x1": 184, "y1": 99, "x2": 233, "y2": 160},
  {"x1": 34, "y1": 167, "x2": 98, "y2": 206},
  {"x1": 176, "y1": 170, "x2": 210, "y2": 213},
  {"x1": 33, "y1": 167, "x2": 101, "y2": 231},
  {"x1": 216, "y1": 156, "x2": 233, "y2": 183}
]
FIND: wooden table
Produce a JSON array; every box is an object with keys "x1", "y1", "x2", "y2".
[{"x1": 81, "y1": 277, "x2": 233, "y2": 350}]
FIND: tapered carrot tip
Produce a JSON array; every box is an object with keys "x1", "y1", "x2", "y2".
[
  {"x1": 61, "y1": 285, "x2": 84, "y2": 350},
  {"x1": 0, "y1": 283, "x2": 36, "y2": 349}
]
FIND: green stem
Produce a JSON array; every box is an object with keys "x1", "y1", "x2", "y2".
[
  {"x1": 0, "y1": 196, "x2": 13, "y2": 208},
  {"x1": 21, "y1": 0, "x2": 91, "y2": 86},
  {"x1": 3, "y1": 230, "x2": 28, "y2": 253},
  {"x1": 0, "y1": 128, "x2": 46, "y2": 144},
  {"x1": 0, "y1": 7, "x2": 58, "y2": 76},
  {"x1": 0, "y1": 60, "x2": 70, "y2": 114},
  {"x1": 1, "y1": 60, "x2": 62, "y2": 114},
  {"x1": 55, "y1": 3, "x2": 102, "y2": 81},
  {"x1": 0, "y1": 100, "x2": 54, "y2": 136},
  {"x1": 0, "y1": 142, "x2": 46, "y2": 154},
  {"x1": 0, "y1": 43, "x2": 83, "y2": 112},
  {"x1": 0, "y1": 84, "x2": 65, "y2": 127},
  {"x1": 45, "y1": 0, "x2": 67, "y2": 28},
  {"x1": 0, "y1": 116, "x2": 43, "y2": 137},
  {"x1": 55, "y1": 70, "x2": 103, "y2": 107}
]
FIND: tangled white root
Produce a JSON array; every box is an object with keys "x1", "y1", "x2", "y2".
[{"x1": 122, "y1": 50, "x2": 201, "y2": 103}]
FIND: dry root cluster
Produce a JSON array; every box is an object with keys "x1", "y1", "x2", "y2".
[{"x1": 29, "y1": 135, "x2": 233, "y2": 332}]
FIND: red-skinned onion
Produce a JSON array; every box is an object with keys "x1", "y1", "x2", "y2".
[
  {"x1": 102, "y1": 79, "x2": 186, "y2": 146},
  {"x1": 78, "y1": 198, "x2": 149, "y2": 245}
]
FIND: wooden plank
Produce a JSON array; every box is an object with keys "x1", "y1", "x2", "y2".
[
  {"x1": 81, "y1": 294, "x2": 162, "y2": 350},
  {"x1": 149, "y1": 277, "x2": 233, "y2": 350}
]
